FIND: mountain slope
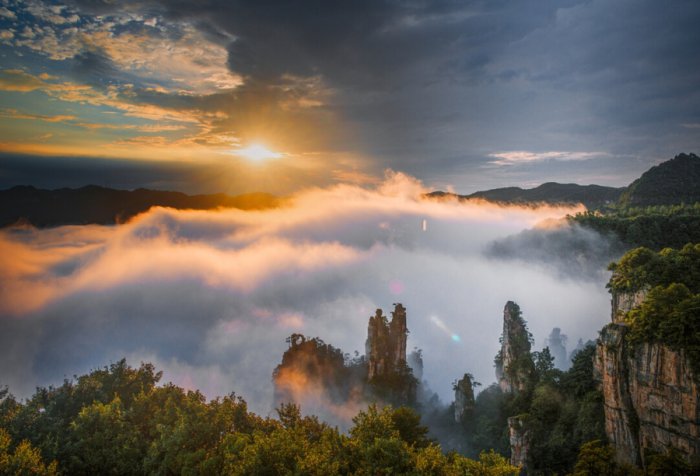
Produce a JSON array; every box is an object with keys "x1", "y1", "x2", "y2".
[
  {"x1": 0, "y1": 185, "x2": 281, "y2": 227},
  {"x1": 468, "y1": 182, "x2": 623, "y2": 208},
  {"x1": 618, "y1": 152, "x2": 700, "y2": 207},
  {"x1": 427, "y1": 183, "x2": 623, "y2": 209},
  {"x1": 430, "y1": 152, "x2": 700, "y2": 209}
]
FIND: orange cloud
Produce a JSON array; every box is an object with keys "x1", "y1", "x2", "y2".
[
  {"x1": 0, "y1": 173, "x2": 583, "y2": 317},
  {"x1": 0, "y1": 69, "x2": 48, "y2": 91}
]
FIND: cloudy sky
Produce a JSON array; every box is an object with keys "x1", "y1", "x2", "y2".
[{"x1": 1, "y1": 0, "x2": 699, "y2": 194}]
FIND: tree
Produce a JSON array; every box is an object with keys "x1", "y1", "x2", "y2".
[
  {"x1": 646, "y1": 448, "x2": 694, "y2": 476},
  {"x1": 0, "y1": 428, "x2": 58, "y2": 476},
  {"x1": 66, "y1": 396, "x2": 143, "y2": 475},
  {"x1": 533, "y1": 347, "x2": 558, "y2": 383},
  {"x1": 571, "y1": 440, "x2": 640, "y2": 476}
]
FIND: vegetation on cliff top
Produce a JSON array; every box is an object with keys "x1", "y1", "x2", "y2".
[
  {"x1": 570, "y1": 204, "x2": 700, "y2": 250},
  {"x1": 494, "y1": 302, "x2": 535, "y2": 389},
  {"x1": 568, "y1": 153, "x2": 700, "y2": 250},
  {"x1": 608, "y1": 243, "x2": 700, "y2": 375},
  {"x1": 607, "y1": 243, "x2": 700, "y2": 293}
]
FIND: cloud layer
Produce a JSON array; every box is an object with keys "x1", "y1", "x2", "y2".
[{"x1": 0, "y1": 173, "x2": 613, "y2": 415}]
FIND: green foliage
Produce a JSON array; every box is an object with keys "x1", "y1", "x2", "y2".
[
  {"x1": 456, "y1": 450, "x2": 521, "y2": 476},
  {"x1": 367, "y1": 361, "x2": 419, "y2": 406},
  {"x1": 532, "y1": 347, "x2": 562, "y2": 385},
  {"x1": 561, "y1": 345, "x2": 598, "y2": 398},
  {"x1": 624, "y1": 284, "x2": 700, "y2": 375},
  {"x1": 275, "y1": 335, "x2": 349, "y2": 386},
  {"x1": 618, "y1": 153, "x2": 700, "y2": 208},
  {"x1": 468, "y1": 303, "x2": 605, "y2": 473},
  {"x1": 0, "y1": 428, "x2": 58, "y2": 476},
  {"x1": 607, "y1": 244, "x2": 700, "y2": 375},
  {"x1": 469, "y1": 384, "x2": 510, "y2": 456},
  {"x1": 571, "y1": 440, "x2": 641, "y2": 476},
  {"x1": 275, "y1": 333, "x2": 418, "y2": 409},
  {"x1": 572, "y1": 440, "x2": 700, "y2": 476},
  {"x1": 498, "y1": 303, "x2": 536, "y2": 389},
  {"x1": 570, "y1": 154, "x2": 700, "y2": 236},
  {"x1": 645, "y1": 447, "x2": 698, "y2": 476},
  {"x1": 0, "y1": 360, "x2": 521, "y2": 475},
  {"x1": 463, "y1": 342, "x2": 605, "y2": 474},
  {"x1": 607, "y1": 243, "x2": 700, "y2": 293},
  {"x1": 570, "y1": 204, "x2": 700, "y2": 250},
  {"x1": 389, "y1": 406, "x2": 431, "y2": 449},
  {"x1": 3, "y1": 359, "x2": 161, "y2": 468},
  {"x1": 66, "y1": 396, "x2": 143, "y2": 475}
]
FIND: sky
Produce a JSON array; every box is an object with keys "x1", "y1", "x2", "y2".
[
  {"x1": 0, "y1": 173, "x2": 614, "y2": 417},
  {"x1": 0, "y1": 0, "x2": 699, "y2": 194}
]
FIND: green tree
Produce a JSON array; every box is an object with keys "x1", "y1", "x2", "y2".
[
  {"x1": 0, "y1": 428, "x2": 58, "y2": 476},
  {"x1": 456, "y1": 450, "x2": 520, "y2": 476},
  {"x1": 571, "y1": 440, "x2": 641, "y2": 476},
  {"x1": 646, "y1": 448, "x2": 694, "y2": 476},
  {"x1": 65, "y1": 396, "x2": 143, "y2": 475}
]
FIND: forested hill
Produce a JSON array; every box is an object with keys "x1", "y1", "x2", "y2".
[
  {"x1": 428, "y1": 152, "x2": 699, "y2": 209},
  {"x1": 427, "y1": 183, "x2": 623, "y2": 209},
  {"x1": 467, "y1": 182, "x2": 623, "y2": 208},
  {"x1": 568, "y1": 153, "x2": 700, "y2": 250},
  {"x1": 0, "y1": 185, "x2": 281, "y2": 228},
  {"x1": 619, "y1": 152, "x2": 700, "y2": 207},
  {"x1": 3, "y1": 153, "x2": 698, "y2": 228}
]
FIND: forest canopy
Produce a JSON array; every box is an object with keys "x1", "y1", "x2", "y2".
[{"x1": 0, "y1": 360, "x2": 520, "y2": 475}]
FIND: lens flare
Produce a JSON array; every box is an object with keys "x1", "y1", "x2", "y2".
[{"x1": 429, "y1": 315, "x2": 461, "y2": 344}]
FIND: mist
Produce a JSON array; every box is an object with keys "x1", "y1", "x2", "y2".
[{"x1": 0, "y1": 172, "x2": 614, "y2": 417}]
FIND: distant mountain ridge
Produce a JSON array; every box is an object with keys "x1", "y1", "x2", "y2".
[
  {"x1": 427, "y1": 183, "x2": 624, "y2": 209},
  {"x1": 2, "y1": 153, "x2": 698, "y2": 228},
  {"x1": 0, "y1": 185, "x2": 280, "y2": 228},
  {"x1": 429, "y1": 153, "x2": 699, "y2": 209}
]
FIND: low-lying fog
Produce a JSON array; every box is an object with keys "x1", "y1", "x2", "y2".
[{"x1": 0, "y1": 172, "x2": 617, "y2": 416}]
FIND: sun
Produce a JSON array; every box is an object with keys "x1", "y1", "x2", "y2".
[{"x1": 235, "y1": 143, "x2": 283, "y2": 162}]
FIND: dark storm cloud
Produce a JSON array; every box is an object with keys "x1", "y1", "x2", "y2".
[
  {"x1": 5, "y1": 0, "x2": 700, "y2": 190},
  {"x1": 129, "y1": 0, "x2": 699, "y2": 183}
]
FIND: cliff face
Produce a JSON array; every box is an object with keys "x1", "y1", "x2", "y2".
[
  {"x1": 495, "y1": 301, "x2": 533, "y2": 394},
  {"x1": 366, "y1": 304, "x2": 408, "y2": 380},
  {"x1": 453, "y1": 373, "x2": 476, "y2": 423},
  {"x1": 508, "y1": 416, "x2": 529, "y2": 469},
  {"x1": 610, "y1": 289, "x2": 647, "y2": 321},
  {"x1": 595, "y1": 323, "x2": 642, "y2": 465},
  {"x1": 595, "y1": 291, "x2": 700, "y2": 466}
]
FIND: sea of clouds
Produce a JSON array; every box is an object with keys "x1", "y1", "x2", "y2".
[{"x1": 0, "y1": 172, "x2": 615, "y2": 416}]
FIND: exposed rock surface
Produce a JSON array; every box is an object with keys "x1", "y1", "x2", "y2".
[
  {"x1": 508, "y1": 416, "x2": 529, "y2": 470},
  {"x1": 596, "y1": 290, "x2": 700, "y2": 466},
  {"x1": 495, "y1": 301, "x2": 533, "y2": 394},
  {"x1": 366, "y1": 304, "x2": 408, "y2": 380},
  {"x1": 610, "y1": 289, "x2": 647, "y2": 321},
  {"x1": 273, "y1": 304, "x2": 416, "y2": 418},
  {"x1": 453, "y1": 373, "x2": 476, "y2": 423}
]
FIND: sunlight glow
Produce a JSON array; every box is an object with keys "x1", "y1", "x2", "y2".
[{"x1": 235, "y1": 143, "x2": 283, "y2": 162}]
